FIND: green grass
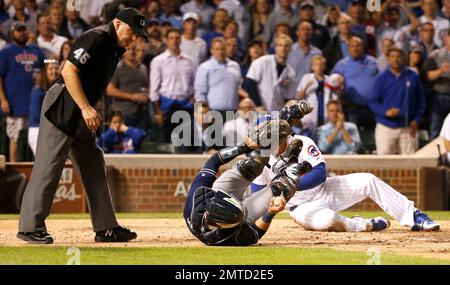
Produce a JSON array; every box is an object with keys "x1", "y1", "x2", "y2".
[
  {"x1": 0, "y1": 246, "x2": 448, "y2": 265},
  {"x1": 2, "y1": 211, "x2": 449, "y2": 221}
]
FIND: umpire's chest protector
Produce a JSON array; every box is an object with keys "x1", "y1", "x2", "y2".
[{"x1": 45, "y1": 22, "x2": 126, "y2": 137}]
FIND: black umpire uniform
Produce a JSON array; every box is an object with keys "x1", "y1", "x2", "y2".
[{"x1": 18, "y1": 8, "x2": 146, "y2": 244}]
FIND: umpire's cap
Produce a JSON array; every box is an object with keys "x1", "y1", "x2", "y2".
[{"x1": 115, "y1": 8, "x2": 147, "y2": 38}]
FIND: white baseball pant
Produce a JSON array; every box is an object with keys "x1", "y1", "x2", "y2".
[{"x1": 289, "y1": 173, "x2": 415, "y2": 232}]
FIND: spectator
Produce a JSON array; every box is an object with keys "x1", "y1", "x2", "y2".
[
  {"x1": 347, "y1": 0, "x2": 368, "y2": 47},
  {"x1": 288, "y1": 21, "x2": 322, "y2": 99},
  {"x1": 107, "y1": 40, "x2": 149, "y2": 129},
  {"x1": 140, "y1": 0, "x2": 160, "y2": 19},
  {"x1": 241, "y1": 40, "x2": 264, "y2": 76},
  {"x1": 317, "y1": 100, "x2": 361, "y2": 154},
  {"x1": 60, "y1": 8, "x2": 90, "y2": 40},
  {"x1": 98, "y1": 109, "x2": 146, "y2": 154},
  {"x1": 28, "y1": 59, "x2": 59, "y2": 155},
  {"x1": 250, "y1": 0, "x2": 271, "y2": 43},
  {"x1": 150, "y1": 28, "x2": 196, "y2": 143},
  {"x1": 417, "y1": 22, "x2": 439, "y2": 60},
  {"x1": 223, "y1": 20, "x2": 244, "y2": 61},
  {"x1": 262, "y1": 0, "x2": 299, "y2": 47},
  {"x1": 187, "y1": 102, "x2": 214, "y2": 153},
  {"x1": 318, "y1": 5, "x2": 340, "y2": 39},
  {"x1": 425, "y1": 30, "x2": 450, "y2": 139},
  {"x1": 296, "y1": 1, "x2": 330, "y2": 50},
  {"x1": 332, "y1": 36, "x2": 379, "y2": 130},
  {"x1": 267, "y1": 22, "x2": 291, "y2": 53},
  {"x1": 180, "y1": 12, "x2": 207, "y2": 66},
  {"x1": 370, "y1": 46, "x2": 425, "y2": 155},
  {"x1": 180, "y1": 0, "x2": 215, "y2": 37},
  {"x1": 0, "y1": 22, "x2": 44, "y2": 162},
  {"x1": 194, "y1": 37, "x2": 241, "y2": 119},
  {"x1": 48, "y1": 5, "x2": 64, "y2": 35},
  {"x1": 225, "y1": 36, "x2": 239, "y2": 62},
  {"x1": 2, "y1": 0, "x2": 37, "y2": 41},
  {"x1": 0, "y1": 0, "x2": 10, "y2": 24},
  {"x1": 58, "y1": 40, "x2": 72, "y2": 64},
  {"x1": 407, "y1": 45, "x2": 427, "y2": 83},
  {"x1": 78, "y1": 0, "x2": 114, "y2": 25},
  {"x1": 440, "y1": 0, "x2": 450, "y2": 20},
  {"x1": 440, "y1": 112, "x2": 450, "y2": 164},
  {"x1": 202, "y1": 8, "x2": 229, "y2": 50},
  {"x1": 376, "y1": 37, "x2": 394, "y2": 71},
  {"x1": 243, "y1": 34, "x2": 296, "y2": 112},
  {"x1": 142, "y1": 18, "x2": 166, "y2": 67},
  {"x1": 36, "y1": 13, "x2": 68, "y2": 58},
  {"x1": 323, "y1": 13, "x2": 352, "y2": 74},
  {"x1": 297, "y1": 56, "x2": 343, "y2": 136},
  {"x1": 374, "y1": 1, "x2": 419, "y2": 57},
  {"x1": 419, "y1": 0, "x2": 449, "y2": 48},
  {"x1": 159, "y1": 0, "x2": 183, "y2": 30},
  {"x1": 216, "y1": 0, "x2": 250, "y2": 46},
  {"x1": 222, "y1": 98, "x2": 256, "y2": 146}
]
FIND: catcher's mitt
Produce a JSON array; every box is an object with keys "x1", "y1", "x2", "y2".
[
  {"x1": 246, "y1": 119, "x2": 291, "y2": 149},
  {"x1": 279, "y1": 100, "x2": 313, "y2": 122}
]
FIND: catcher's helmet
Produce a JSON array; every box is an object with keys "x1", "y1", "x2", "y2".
[{"x1": 203, "y1": 190, "x2": 247, "y2": 230}]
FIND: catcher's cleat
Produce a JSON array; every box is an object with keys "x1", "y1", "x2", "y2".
[
  {"x1": 17, "y1": 230, "x2": 54, "y2": 244},
  {"x1": 411, "y1": 210, "x2": 440, "y2": 231},
  {"x1": 351, "y1": 216, "x2": 390, "y2": 232},
  {"x1": 95, "y1": 225, "x2": 137, "y2": 242}
]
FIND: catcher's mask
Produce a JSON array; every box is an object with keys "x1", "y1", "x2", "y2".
[{"x1": 202, "y1": 190, "x2": 247, "y2": 230}]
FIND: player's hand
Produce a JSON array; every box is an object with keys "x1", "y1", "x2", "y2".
[
  {"x1": 154, "y1": 112, "x2": 164, "y2": 127},
  {"x1": 385, "y1": 107, "x2": 400, "y2": 118},
  {"x1": 0, "y1": 99, "x2": 10, "y2": 115},
  {"x1": 81, "y1": 105, "x2": 102, "y2": 131},
  {"x1": 268, "y1": 196, "x2": 286, "y2": 215}
]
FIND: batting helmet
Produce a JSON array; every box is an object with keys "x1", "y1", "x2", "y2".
[{"x1": 203, "y1": 190, "x2": 247, "y2": 230}]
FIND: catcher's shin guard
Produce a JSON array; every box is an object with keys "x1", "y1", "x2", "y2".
[{"x1": 236, "y1": 150, "x2": 270, "y2": 181}]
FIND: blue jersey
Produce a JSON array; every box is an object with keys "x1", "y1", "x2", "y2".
[
  {"x1": 0, "y1": 44, "x2": 44, "y2": 116},
  {"x1": 29, "y1": 86, "x2": 45, "y2": 127}
]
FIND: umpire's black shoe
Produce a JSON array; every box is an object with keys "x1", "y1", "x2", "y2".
[
  {"x1": 17, "y1": 231, "x2": 54, "y2": 244},
  {"x1": 95, "y1": 226, "x2": 137, "y2": 242}
]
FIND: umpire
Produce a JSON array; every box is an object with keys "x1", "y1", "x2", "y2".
[{"x1": 17, "y1": 8, "x2": 147, "y2": 244}]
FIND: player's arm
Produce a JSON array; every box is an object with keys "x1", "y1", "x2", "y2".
[
  {"x1": 234, "y1": 196, "x2": 286, "y2": 246},
  {"x1": 61, "y1": 61, "x2": 102, "y2": 131},
  {"x1": 0, "y1": 77, "x2": 10, "y2": 115}
]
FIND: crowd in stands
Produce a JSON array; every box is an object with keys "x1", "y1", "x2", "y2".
[{"x1": 0, "y1": 0, "x2": 449, "y2": 162}]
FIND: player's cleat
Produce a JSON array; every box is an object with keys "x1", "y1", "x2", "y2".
[
  {"x1": 17, "y1": 230, "x2": 54, "y2": 244},
  {"x1": 411, "y1": 210, "x2": 440, "y2": 231},
  {"x1": 95, "y1": 225, "x2": 137, "y2": 242},
  {"x1": 351, "y1": 216, "x2": 390, "y2": 231},
  {"x1": 370, "y1": 217, "x2": 390, "y2": 231}
]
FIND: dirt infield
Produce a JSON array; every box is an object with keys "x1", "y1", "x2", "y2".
[{"x1": 1, "y1": 218, "x2": 449, "y2": 261}]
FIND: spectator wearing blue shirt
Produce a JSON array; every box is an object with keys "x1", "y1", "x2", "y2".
[
  {"x1": 202, "y1": 8, "x2": 229, "y2": 51},
  {"x1": 287, "y1": 21, "x2": 322, "y2": 99},
  {"x1": 317, "y1": 100, "x2": 361, "y2": 154},
  {"x1": 347, "y1": 1, "x2": 368, "y2": 47},
  {"x1": 194, "y1": 37, "x2": 242, "y2": 115},
  {"x1": 332, "y1": 36, "x2": 379, "y2": 130},
  {"x1": 0, "y1": 22, "x2": 44, "y2": 162},
  {"x1": 28, "y1": 59, "x2": 59, "y2": 155},
  {"x1": 370, "y1": 46, "x2": 425, "y2": 155},
  {"x1": 98, "y1": 110, "x2": 146, "y2": 154}
]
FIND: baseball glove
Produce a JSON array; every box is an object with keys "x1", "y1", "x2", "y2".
[{"x1": 246, "y1": 119, "x2": 291, "y2": 149}]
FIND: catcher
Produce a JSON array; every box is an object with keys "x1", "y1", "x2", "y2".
[{"x1": 183, "y1": 101, "x2": 313, "y2": 246}]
